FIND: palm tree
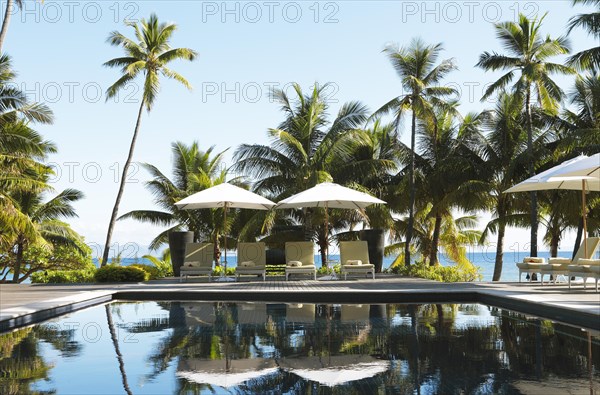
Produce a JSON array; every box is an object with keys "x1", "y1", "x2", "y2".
[
  {"x1": 478, "y1": 93, "x2": 531, "y2": 281},
  {"x1": 558, "y1": 72, "x2": 600, "y2": 150},
  {"x1": 373, "y1": 38, "x2": 457, "y2": 266},
  {"x1": 539, "y1": 191, "x2": 582, "y2": 257},
  {"x1": 105, "y1": 304, "x2": 133, "y2": 395},
  {"x1": 0, "y1": 54, "x2": 56, "y2": 257},
  {"x1": 476, "y1": 13, "x2": 574, "y2": 258},
  {"x1": 413, "y1": 104, "x2": 485, "y2": 266},
  {"x1": 101, "y1": 14, "x2": 197, "y2": 266},
  {"x1": 332, "y1": 119, "x2": 401, "y2": 233},
  {"x1": 567, "y1": 0, "x2": 600, "y2": 70},
  {"x1": 1, "y1": 165, "x2": 85, "y2": 283},
  {"x1": 233, "y1": 83, "x2": 371, "y2": 265},
  {"x1": 0, "y1": 54, "x2": 53, "y2": 125},
  {"x1": 0, "y1": 0, "x2": 22, "y2": 52},
  {"x1": 387, "y1": 205, "x2": 481, "y2": 268},
  {"x1": 553, "y1": 72, "x2": 600, "y2": 252},
  {"x1": 118, "y1": 142, "x2": 232, "y2": 262}
]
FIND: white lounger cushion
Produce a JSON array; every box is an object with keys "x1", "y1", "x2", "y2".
[
  {"x1": 287, "y1": 261, "x2": 303, "y2": 267},
  {"x1": 577, "y1": 258, "x2": 600, "y2": 266},
  {"x1": 240, "y1": 261, "x2": 255, "y2": 267},
  {"x1": 346, "y1": 260, "x2": 362, "y2": 266}
]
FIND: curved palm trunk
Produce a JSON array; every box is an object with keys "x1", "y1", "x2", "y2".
[
  {"x1": 105, "y1": 305, "x2": 133, "y2": 395},
  {"x1": 525, "y1": 88, "x2": 538, "y2": 257},
  {"x1": 429, "y1": 215, "x2": 442, "y2": 266},
  {"x1": 492, "y1": 218, "x2": 506, "y2": 282},
  {"x1": 405, "y1": 110, "x2": 417, "y2": 266},
  {"x1": 101, "y1": 100, "x2": 146, "y2": 266},
  {"x1": 492, "y1": 198, "x2": 507, "y2": 281},
  {"x1": 0, "y1": 0, "x2": 14, "y2": 53}
]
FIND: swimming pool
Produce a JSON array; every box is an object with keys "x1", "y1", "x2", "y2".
[{"x1": 1, "y1": 301, "x2": 598, "y2": 394}]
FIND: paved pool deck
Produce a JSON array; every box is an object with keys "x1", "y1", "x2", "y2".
[{"x1": 1, "y1": 276, "x2": 599, "y2": 331}]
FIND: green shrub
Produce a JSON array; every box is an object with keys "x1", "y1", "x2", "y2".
[
  {"x1": 317, "y1": 264, "x2": 340, "y2": 275},
  {"x1": 143, "y1": 253, "x2": 173, "y2": 277},
  {"x1": 94, "y1": 265, "x2": 149, "y2": 282},
  {"x1": 212, "y1": 266, "x2": 235, "y2": 276},
  {"x1": 390, "y1": 262, "x2": 481, "y2": 282},
  {"x1": 31, "y1": 268, "x2": 96, "y2": 284},
  {"x1": 265, "y1": 264, "x2": 285, "y2": 275},
  {"x1": 129, "y1": 264, "x2": 162, "y2": 280}
]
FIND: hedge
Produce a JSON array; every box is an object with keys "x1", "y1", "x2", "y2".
[
  {"x1": 94, "y1": 265, "x2": 149, "y2": 282},
  {"x1": 31, "y1": 268, "x2": 96, "y2": 284}
]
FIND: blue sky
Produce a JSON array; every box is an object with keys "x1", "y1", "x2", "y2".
[{"x1": 8, "y1": 1, "x2": 597, "y2": 259}]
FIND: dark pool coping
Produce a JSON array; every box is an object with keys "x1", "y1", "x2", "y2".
[{"x1": 2, "y1": 286, "x2": 598, "y2": 332}]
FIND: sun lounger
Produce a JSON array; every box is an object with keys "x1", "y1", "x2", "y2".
[
  {"x1": 340, "y1": 304, "x2": 370, "y2": 323},
  {"x1": 286, "y1": 303, "x2": 315, "y2": 324},
  {"x1": 339, "y1": 241, "x2": 375, "y2": 280},
  {"x1": 237, "y1": 302, "x2": 268, "y2": 325},
  {"x1": 540, "y1": 237, "x2": 600, "y2": 285},
  {"x1": 285, "y1": 241, "x2": 317, "y2": 281},
  {"x1": 568, "y1": 259, "x2": 600, "y2": 291},
  {"x1": 180, "y1": 242, "x2": 214, "y2": 282},
  {"x1": 565, "y1": 237, "x2": 600, "y2": 290},
  {"x1": 235, "y1": 242, "x2": 267, "y2": 281},
  {"x1": 516, "y1": 257, "x2": 545, "y2": 282}
]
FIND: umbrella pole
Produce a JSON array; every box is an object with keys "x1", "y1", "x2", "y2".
[
  {"x1": 224, "y1": 202, "x2": 228, "y2": 274},
  {"x1": 582, "y1": 180, "x2": 588, "y2": 257},
  {"x1": 325, "y1": 202, "x2": 329, "y2": 262}
]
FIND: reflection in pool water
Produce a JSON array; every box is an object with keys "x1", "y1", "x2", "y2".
[{"x1": 0, "y1": 302, "x2": 598, "y2": 394}]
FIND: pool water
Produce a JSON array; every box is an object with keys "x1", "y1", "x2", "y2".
[{"x1": 1, "y1": 302, "x2": 598, "y2": 394}]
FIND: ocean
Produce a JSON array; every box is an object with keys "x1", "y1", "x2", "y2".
[{"x1": 103, "y1": 249, "x2": 596, "y2": 282}]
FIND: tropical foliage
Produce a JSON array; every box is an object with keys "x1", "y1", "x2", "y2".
[
  {"x1": 476, "y1": 12, "x2": 575, "y2": 257},
  {"x1": 0, "y1": 54, "x2": 89, "y2": 283},
  {"x1": 233, "y1": 83, "x2": 376, "y2": 266},
  {"x1": 118, "y1": 142, "x2": 234, "y2": 263},
  {"x1": 373, "y1": 38, "x2": 457, "y2": 266},
  {"x1": 100, "y1": 14, "x2": 197, "y2": 266},
  {"x1": 1, "y1": 6, "x2": 599, "y2": 283}
]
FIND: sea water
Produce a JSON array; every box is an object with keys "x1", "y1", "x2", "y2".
[{"x1": 106, "y1": 249, "x2": 595, "y2": 282}]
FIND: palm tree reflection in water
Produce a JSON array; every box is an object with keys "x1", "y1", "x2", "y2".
[{"x1": 6, "y1": 302, "x2": 596, "y2": 394}]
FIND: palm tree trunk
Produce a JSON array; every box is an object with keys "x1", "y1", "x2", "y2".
[
  {"x1": 213, "y1": 238, "x2": 221, "y2": 267},
  {"x1": 492, "y1": 218, "x2": 506, "y2": 282},
  {"x1": 101, "y1": 100, "x2": 145, "y2": 266},
  {"x1": 319, "y1": 236, "x2": 327, "y2": 269},
  {"x1": 405, "y1": 110, "x2": 417, "y2": 266},
  {"x1": 550, "y1": 233, "x2": 559, "y2": 257},
  {"x1": 572, "y1": 218, "x2": 583, "y2": 259},
  {"x1": 429, "y1": 215, "x2": 442, "y2": 266},
  {"x1": 492, "y1": 197, "x2": 506, "y2": 281},
  {"x1": 525, "y1": 87, "x2": 538, "y2": 257},
  {"x1": 12, "y1": 239, "x2": 23, "y2": 283},
  {"x1": 105, "y1": 305, "x2": 133, "y2": 395},
  {"x1": 0, "y1": 0, "x2": 14, "y2": 53}
]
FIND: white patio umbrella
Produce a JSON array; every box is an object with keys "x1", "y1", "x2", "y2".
[
  {"x1": 280, "y1": 355, "x2": 389, "y2": 387},
  {"x1": 505, "y1": 153, "x2": 600, "y2": 255},
  {"x1": 175, "y1": 183, "x2": 276, "y2": 279},
  {"x1": 276, "y1": 183, "x2": 386, "y2": 263},
  {"x1": 177, "y1": 357, "x2": 278, "y2": 388}
]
